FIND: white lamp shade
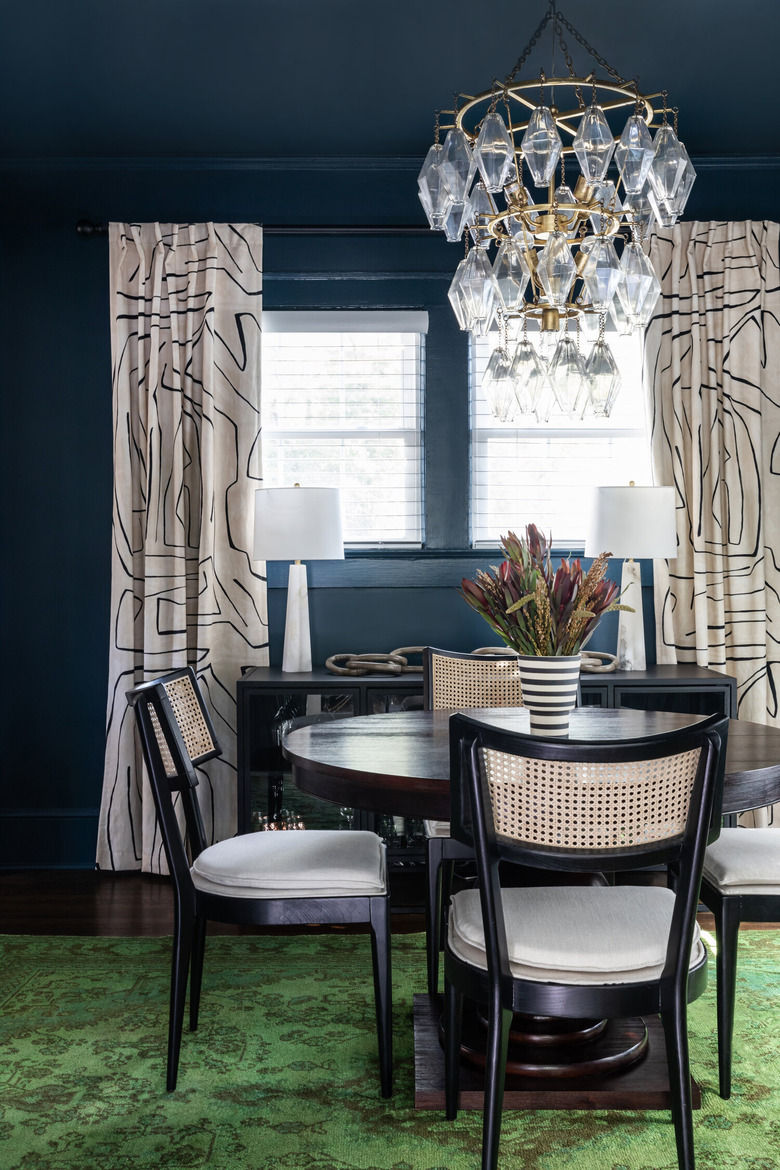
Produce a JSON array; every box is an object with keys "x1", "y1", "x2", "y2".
[
  {"x1": 585, "y1": 486, "x2": 677, "y2": 559},
  {"x1": 253, "y1": 487, "x2": 345, "y2": 561}
]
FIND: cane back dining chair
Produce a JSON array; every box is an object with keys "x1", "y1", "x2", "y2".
[
  {"x1": 128, "y1": 667, "x2": 392, "y2": 1097},
  {"x1": 445, "y1": 710, "x2": 728, "y2": 1170},
  {"x1": 422, "y1": 647, "x2": 524, "y2": 994},
  {"x1": 699, "y1": 758, "x2": 780, "y2": 1099}
]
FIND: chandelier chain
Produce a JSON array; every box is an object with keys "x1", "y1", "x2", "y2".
[
  {"x1": 554, "y1": 11, "x2": 628, "y2": 87},
  {"x1": 505, "y1": 9, "x2": 554, "y2": 84},
  {"x1": 552, "y1": 13, "x2": 578, "y2": 83},
  {"x1": 660, "y1": 90, "x2": 669, "y2": 126}
]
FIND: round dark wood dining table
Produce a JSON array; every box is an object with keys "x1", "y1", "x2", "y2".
[
  {"x1": 284, "y1": 706, "x2": 780, "y2": 1110},
  {"x1": 282, "y1": 707, "x2": 780, "y2": 820}
]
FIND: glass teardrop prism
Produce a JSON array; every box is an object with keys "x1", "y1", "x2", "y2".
[
  {"x1": 614, "y1": 115, "x2": 655, "y2": 196},
  {"x1": 492, "y1": 238, "x2": 531, "y2": 312},
  {"x1": 573, "y1": 105, "x2": 616, "y2": 183},
  {"x1": 647, "y1": 124, "x2": 688, "y2": 204},
  {"x1": 536, "y1": 231, "x2": 577, "y2": 308},
  {"x1": 417, "y1": 143, "x2": 452, "y2": 229},
  {"x1": 473, "y1": 111, "x2": 515, "y2": 193},
  {"x1": 510, "y1": 340, "x2": 549, "y2": 415},
  {"x1": 584, "y1": 339, "x2": 622, "y2": 417},
  {"x1": 521, "y1": 106, "x2": 562, "y2": 187},
  {"x1": 547, "y1": 334, "x2": 587, "y2": 416},
  {"x1": 482, "y1": 347, "x2": 518, "y2": 422},
  {"x1": 440, "y1": 127, "x2": 475, "y2": 204},
  {"x1": 581, "y1": 236, "x2": 622, "y2": 311}
]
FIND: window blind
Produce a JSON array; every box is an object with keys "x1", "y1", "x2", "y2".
[
  {"x1": 470, "y1": 332, "x2": 652, "y2": 548},
  {"x1": 261, "y1": 313, "x2": 427, "y2": 546}
]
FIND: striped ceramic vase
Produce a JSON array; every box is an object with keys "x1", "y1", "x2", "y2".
[{"x1": 516, "y1": 653, "x2": 582, "y2": 736}]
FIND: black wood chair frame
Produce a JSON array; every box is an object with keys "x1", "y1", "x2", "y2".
[
  {"x1": 699, "y1": 759, "x2": 780, "y2": 1099},
  {"x1": 128, "y1": 667, "x2": 392, "y2": 1097},
  {"x1": 444, "y1": 710, "x2": 728, "y2": 1170},
  {"x1": 422, "y1": 646, "x2": 522, "y2": 995}
]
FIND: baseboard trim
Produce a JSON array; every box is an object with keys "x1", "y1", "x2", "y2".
[{"x1": 0, "y1": 811, "x2": 99, "y2": 868}]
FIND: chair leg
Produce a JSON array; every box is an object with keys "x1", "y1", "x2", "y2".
[
  {"x1": 481, "y1": 997, "x2": 512, "y2": 1170},
  {"x1": 168, "y1": 904, "x2": 194, "y2": 1091},
  {"x1": 440, "y1": 859, "x2": 456, "y2": 928},
  {"x1": 189, "y1": 915, "x2": 207, "y2": 1032},
  {"x1": 444, "y1": 977, "x2": 464, "y2": 1120},
  {"x1": 369, "y1": 896, "x2": 393, "y2": 1099},
  {"x1": 661, "y1": 994, "x2": 695, "y2": 1170},
  {"x1": 425, "y1": 838, "x2": 444, "y2": 995},
  {"x1": 715, "y1": 898, "x2": 741, "y2": 1100}
]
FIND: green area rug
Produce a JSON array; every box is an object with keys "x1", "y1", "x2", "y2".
[{"x1": 0, "y1": 930, "x2": 778, "y2": 1169}]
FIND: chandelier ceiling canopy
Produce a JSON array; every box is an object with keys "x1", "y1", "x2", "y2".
[{"x1": 418, "y1": 0, "x2": 695, "y2": 421}]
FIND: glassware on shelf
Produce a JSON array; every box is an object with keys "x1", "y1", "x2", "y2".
[
  {"x1": 339, "y1": 806, "x2": 356, "y2": 830},
  {"x1": 378, "y1": 815, "x2": 399, "y2": 846},
  {"x1": 251, "y1": 809, "x2": 306, "y2": 831}
]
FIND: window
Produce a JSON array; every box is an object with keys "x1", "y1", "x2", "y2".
[
  {"x1": 470, "y1": 331, "x2": 651, "y2": 547},
  {"x1": 261, "y1": 311, "x2": 426, "y2": 547}
]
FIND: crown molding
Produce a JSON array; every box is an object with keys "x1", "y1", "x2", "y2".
[
  {"x1": 0, "y1": 155, "x2": 424, "y2": 173},
  {"x1": 691, "y1": 155, "x2": 780, "y2": 171},
  {"x1": 1, "y1": 153, "x2": 779, "y2": 174},
  {"x1": 264, "y1": 271, "x2": 451, "y2": 281}
]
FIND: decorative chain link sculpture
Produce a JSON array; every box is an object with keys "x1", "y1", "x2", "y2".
[
  {"x1": 325, "y1": 646, "x2": 617, "y2": 675},
  {"x1": 325, "y1": 648, "x2": 424, "y2": 676}
]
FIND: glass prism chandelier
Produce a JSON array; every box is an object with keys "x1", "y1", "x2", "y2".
[{"x1": 418, "y1": 0, "x2": 696, "y2": 421}]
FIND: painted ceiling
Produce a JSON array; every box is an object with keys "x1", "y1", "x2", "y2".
[{"x1": 1, "y1": 0, "x2": 777, "y2": 162}]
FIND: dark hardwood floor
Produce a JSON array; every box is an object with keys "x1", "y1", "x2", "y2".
[
  {"x1": 0, "y1": 868, "x2": 428, "y2": 937},
  {"x1": 0, "y1": 868, "x2": 771, "y2": 938}
]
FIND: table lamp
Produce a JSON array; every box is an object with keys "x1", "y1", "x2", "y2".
[
  {"x1": 585, "y1": 484, "x2": 677, "y2": 671},
  {"x1": 253, "y1": 485, "x2": 344, "y2": 672}
]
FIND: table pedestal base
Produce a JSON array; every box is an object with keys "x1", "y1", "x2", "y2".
[{"x1": 413, "y1": 994, "x2": 701, "y2": 1111}]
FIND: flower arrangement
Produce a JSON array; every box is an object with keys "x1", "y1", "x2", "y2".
[{"x1": 461, "y1": 523, "x2": 630, "y2": 657}]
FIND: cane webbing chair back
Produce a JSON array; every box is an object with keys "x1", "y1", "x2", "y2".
[
  {"x1": 449, "y1": 713, "x2": 727, "y2": 873},
  {"x1": 424, "y1": 648, "x2": 523, "y2": 711},
  {"x1": 483, "y1": 746, "x2": 702, "y2": 852},
  {"x1": 160, "y1": 673, "x2": 217, "y2": 764},
  {"x1": 148, "y1": 706, "x2": 179, "y2": 779},
  {"x1": 137, "y1": 668, "x2": 221, "y2": 785},
  {"x1": 129, "y1": 667, "x2": 223, "y2": 874}
]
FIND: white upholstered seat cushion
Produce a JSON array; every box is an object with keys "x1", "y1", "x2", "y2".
[
  {"x1": 191, "y1": 830, "x2": 387, "y2": 899},
  {"x1": 703, "y1": 827, "x2": 780, "y2": 895},
  {"x1": 424, "y1": 820, "x2": 452, "y2": 839},
  {"x1": 448, "y1": 885, "x2": 705, "y2": 985}
]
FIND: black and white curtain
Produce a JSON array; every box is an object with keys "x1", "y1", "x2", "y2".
[
  {"x1": 97, "y1": 223, "x2": 268, "y2": 871},
  {"x1": 645, "y1": 220, "x2": 780, "y2": 821}
]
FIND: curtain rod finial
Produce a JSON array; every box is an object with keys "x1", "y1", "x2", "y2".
[{"x1": 76, "y1": 220, "x2": 107, "y2": 238}]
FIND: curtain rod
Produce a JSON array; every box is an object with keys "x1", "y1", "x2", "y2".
[{"x1": 75, "y1": 220, "x2": 430, "y2": 238}]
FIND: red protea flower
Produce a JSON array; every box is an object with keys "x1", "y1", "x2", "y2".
[{"x1": 460, "y1": 523, "x2": 630, "y2": 656}]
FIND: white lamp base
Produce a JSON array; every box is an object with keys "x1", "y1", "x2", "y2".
[
  {"x1": 617, "y1": 559, "x2": 646, "y2": 671},
  {"x1": 282, "y1": 562, "x2": 312, "y2": 673}
]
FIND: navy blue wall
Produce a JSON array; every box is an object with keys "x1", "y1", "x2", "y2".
[{"x1": 0, "y1": 157, "x2": 776, "y2": 866}]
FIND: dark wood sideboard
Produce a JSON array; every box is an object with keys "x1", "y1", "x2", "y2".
[{"x1": 236, "y1": 663, "x2": 736, "y2": 837}]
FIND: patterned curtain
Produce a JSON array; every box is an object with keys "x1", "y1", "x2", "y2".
[
  {"x1": 97, "y1": 223, "x2": 268, "y2": 871},
  {"x1": 645, "y1": 220, "x2": 780, "y2": 823}
]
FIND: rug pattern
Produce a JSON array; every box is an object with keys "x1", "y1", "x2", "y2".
[{"x1": 0, "y1": 931, "x2": 778, "y2": 1169}]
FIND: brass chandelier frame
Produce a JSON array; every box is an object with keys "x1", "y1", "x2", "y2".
[{"x1": 432, "y1": 1, "x2": 675, "y2": 331}]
